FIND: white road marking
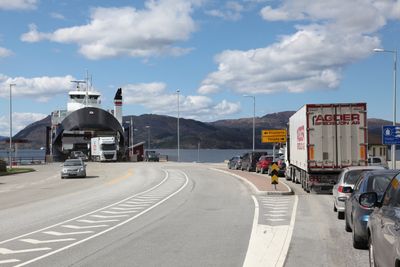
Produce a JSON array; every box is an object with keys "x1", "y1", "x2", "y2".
[
  {"x1": 12, "y1": 169, "x2": 189, "y2": 267},
  {"x1": 264, "y1": 214, "x2": 286, "y2": 217},
  {"x1": 77, "y1": 219, "x2": 119, "y2": 223},
  {"x1": 0, "y1": 248, "x2": 51, "y2": 255},
  {"x1": 62, "y1": 224, "x2": 108, "y2": 229},
  {"x1": 91, "y1": 214, "x2": 128, "y2": 219},
  {"x1": 101, "y1": 210, "x2": 136, "y2": 214},
  {"x1": 0, "y1": 259, "x2": 20, "y2": 264},
  {"x1": 265, "y1": 218, "x2": 286, "y2": 222},
  {"x1": 43, "y1": 231, "x2": 94, "y2": 236},
  {"x1": 269, "y1": 210, "x2": 288, "y2": 213},
  {"x1": 20, "y1": 238, "x2": 75, "y2": 244},
  {"x1": 111, "y1": 207, "x2": 142, "y2": 211},
  {"x1": 243, "y1": 195, "x2": 299, "y2": 267}
]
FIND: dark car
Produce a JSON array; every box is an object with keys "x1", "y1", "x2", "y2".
[
  {"x1": 241, "y1": 152, "x2": 268, "y2": 172},
  {"x1": 344, "y1": 170, "x2": 399, "y2": 249},
  {"x1": 361, "y1": 172, "x2": 400, "y2": 266},
  {"x1": 145, "y1": 150, "x2": 159, "y2": 162},
  {"x1": 228, "y1": 155, "x2": 242, "y2": 170},
  {"x1": 70, "y1": 150, "x2": 88, "y2": 161}
]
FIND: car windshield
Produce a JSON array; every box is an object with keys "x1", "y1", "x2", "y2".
[
  {"x1": 64, "y1": 160, "x2": 83, "y2": 166},
  {"x1": 367, "y1": 173, "x2": 395, "y2": 193},
  {"x1": 344, "y1": 170, "x2": 369, "y2": 185}
]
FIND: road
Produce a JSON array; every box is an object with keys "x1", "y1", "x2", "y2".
[{"x1": 0, "y1": 162, "x2": 369, "y2": 266}]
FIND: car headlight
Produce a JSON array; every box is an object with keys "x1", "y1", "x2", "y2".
[
  {"x1": 62, "y1": 169, "x2": 68, "y2": 173},
  {"x1": 80, "y1": 167, "x2": 84, "y2": 172}
]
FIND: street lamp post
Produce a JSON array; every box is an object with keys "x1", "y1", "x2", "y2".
[
  {"x1": 177, "y1": 89, "x2": 180, "y2": 162},
  {"x1": 243, "y1": 95, "x2": 256, "y2": 151},
  {"x1": 9, "y1": 83, "x2": 16, "y2": 169},
  {"x1": 125, "y1": 119, "x2": 134, "y2": 158},
  {"x1": 374, "y1": 48, "x2": 397, "y2": 169},
  {"x1": 145, "y1": 125, "x2": 151, "y2": 150}
]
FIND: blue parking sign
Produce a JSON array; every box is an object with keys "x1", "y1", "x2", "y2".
[{"x1": 382, "y1": 126, "x2": 400, "y2": 145}]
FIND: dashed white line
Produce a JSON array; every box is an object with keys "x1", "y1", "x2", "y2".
[
  {"x1": 101, "y1": 210, "x2": 137, "y2": 214},
  {"x1": 20, "y1": 238, "x2": 75, "y2": 244},
  {"x1": 62, "y1": 224, "x2": 108, "y2": 229},
  {"x1": 91, "y1": 214, "x2": 128, "y2": 219},
  {"x1": 77, "y1": 219, "x2": 119, "y2": 224},
  {"x1": 0, "y1": 259, "x2": 20, "y2": 264},
  {"x1": 44, "y1": 231, "x2": 94, "y2": 236},
  {"x1": 0, "y1": 247, "x2": 51, "y2": 255}
]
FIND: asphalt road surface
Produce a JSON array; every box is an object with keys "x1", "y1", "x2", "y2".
[{"x1": 0, "y1": 163, "x2": 370, "y2": 266}]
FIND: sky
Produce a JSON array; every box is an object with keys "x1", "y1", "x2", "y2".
[{"x1": 0, "y1": 0, "x2": 400, "y2": 136}]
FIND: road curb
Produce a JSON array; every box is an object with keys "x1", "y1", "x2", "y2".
[{"x1": 210, "y1": 168, "x2": 294, "y2": 196}]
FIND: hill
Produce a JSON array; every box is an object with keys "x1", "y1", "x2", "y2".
[{"x1": 3, "y1": 111, "x2": 392, "y2": 149}]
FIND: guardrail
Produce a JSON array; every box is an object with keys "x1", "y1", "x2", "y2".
[{"x1": 2, "y1": 157, "x2": 46, "y2": 165}]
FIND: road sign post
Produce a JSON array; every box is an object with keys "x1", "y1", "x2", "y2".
[{"x1": 270, "y1": 163, "x2": 279, "y2": 189}]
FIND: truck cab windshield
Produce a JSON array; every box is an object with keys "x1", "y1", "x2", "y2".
[{"x1": 101, "y1": 144, "x2": 116, "y2": 150}]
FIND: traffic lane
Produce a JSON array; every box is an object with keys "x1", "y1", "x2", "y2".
[
  {"x1": 0, "y1": 162, "x2": 161, "y2": 210},
  {"x1": 38, "y1": 165, "x2": 254, "y2": 267},
  {"x1": 0, "y1": 163, "x2": 166, "y2": 242},
  {"x1": 284, "y1": 181, "x2": 368, "y2": 267}
]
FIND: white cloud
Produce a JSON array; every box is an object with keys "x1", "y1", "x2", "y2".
[
  {"x1": 198, "y1": 0, "x2": 395, "y2": 95},
  {"x1": 123, "y1": 82, "x2": 240, "y2": 120},
  {"x1": 0, "y1": 112, "x2": 47, "y2": 137},
  {"x1": 0, "y1": 47, "x2": 12, "y2": 57},
  {"x1": 21, "y1": 0, "x2": 199, "y2": 59},
  {"x1": 50, "y1": 12, "x2": 65, "y2": 20},
  {"x1": 0, "y1": 74, "x2": 75, "y2": 101},
  {"x1": 206, "y1": 1, "x2": 244, "y2": 21},
  {"x1": 0, "y1": 0, "x2": 37, "y2": 10}
]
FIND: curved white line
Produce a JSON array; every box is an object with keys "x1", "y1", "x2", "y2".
[
  {"x1": 15, "y1": 169, "x2": 189, "y2": 267},
  {"x1": 0, "y1": 170, "x2": 169, "y2": 245}
]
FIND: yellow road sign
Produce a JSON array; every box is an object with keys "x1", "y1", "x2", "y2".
[
  {"x1": 271, "y1": 163, "x2": 280, "y2": 172},
  {"x1": 271, "y1": 174, "x2": 279, "y2": 184},
  {"x1": 261, "y1": 129, "x2": 287, "y2": 143},
  {"x1": 262, "y1": 129, "x2": 286, "y2": 137},
  {"x1": 262, "y1": 136, "x2": 287, "y2": 143}
]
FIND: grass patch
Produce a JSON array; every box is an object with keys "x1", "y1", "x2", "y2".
[{"x1": 0, "y1": 168, "x2": 35, "y2": 176}]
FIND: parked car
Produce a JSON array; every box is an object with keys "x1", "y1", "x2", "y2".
[
  {"x1": 344, "y1": 169, "x2": 399, "y2": 249},
  {"x1": 241, "y1": 152, "x2": 268, "y2": 172},
  {"x1": 256, "y1": 155, "x2": 274, "y2": 174},
  {"x1": 362, "y1": 172, "x2": 400, "y2": 266},
  {"x1": 145, "y1": 151, "x2": 159, "y2": 162},
  {"x1": 333, "y1": 166, "x2": 385, "y2": 219},
  {"x1": 61, "y1": 159, "x2": 86, "y2": 178},
  {"x1": 70, "y1": 150, "x2": 88, "y2": 161},
  {"x1": 228, "y1": 155, "x2": 242, "y2": 170},
  {"x1": 367, "y1": 156, "x2": 388, "y2": 168}
]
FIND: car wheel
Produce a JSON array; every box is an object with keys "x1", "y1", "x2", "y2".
[
  {"x1": 345, "y1": 212, "x2": 352, "y2": 232},
  {"x1": 247, "y1": 166, "x2": 251, "y2": 172},
  {"x1": 260, "y1": 168, "x2": 265, "y2": 174},
  {"x1": 353, "y1": 224, "x2": 367, "y2": 249},
  {"x1": 338, "y1": 211, "x2": 344, "y2": 220},
  {"x1": 369, "y1": 236, "x2": 376, "y2": 267},
  {"x1": 333, "y1": 203, "x2": 337, "y2": 212}
]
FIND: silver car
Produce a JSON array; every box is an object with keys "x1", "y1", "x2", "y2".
[
  {"x1": 333, "y1": 166, "x2": 385, "y2": 219},
  {"x1": 61, "y1": 159, "x2": 86, "y2": 178}
]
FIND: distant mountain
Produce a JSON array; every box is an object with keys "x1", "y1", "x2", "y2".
[{"x1": 2, "y1": 111, "x2": 392, "y2": 149}]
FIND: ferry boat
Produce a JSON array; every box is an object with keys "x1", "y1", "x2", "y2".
[{"x1": 49, "y1": 78, "x2": 125, "y2": 161}]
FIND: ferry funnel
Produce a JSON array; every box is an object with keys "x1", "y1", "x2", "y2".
[{"x1": 114, "y1": 88, "x2": 123, "y2": 125}]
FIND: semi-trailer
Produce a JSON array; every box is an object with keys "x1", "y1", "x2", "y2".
[{"x1": 286, "y1": 103, "x2": 368, "y2": 193}]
